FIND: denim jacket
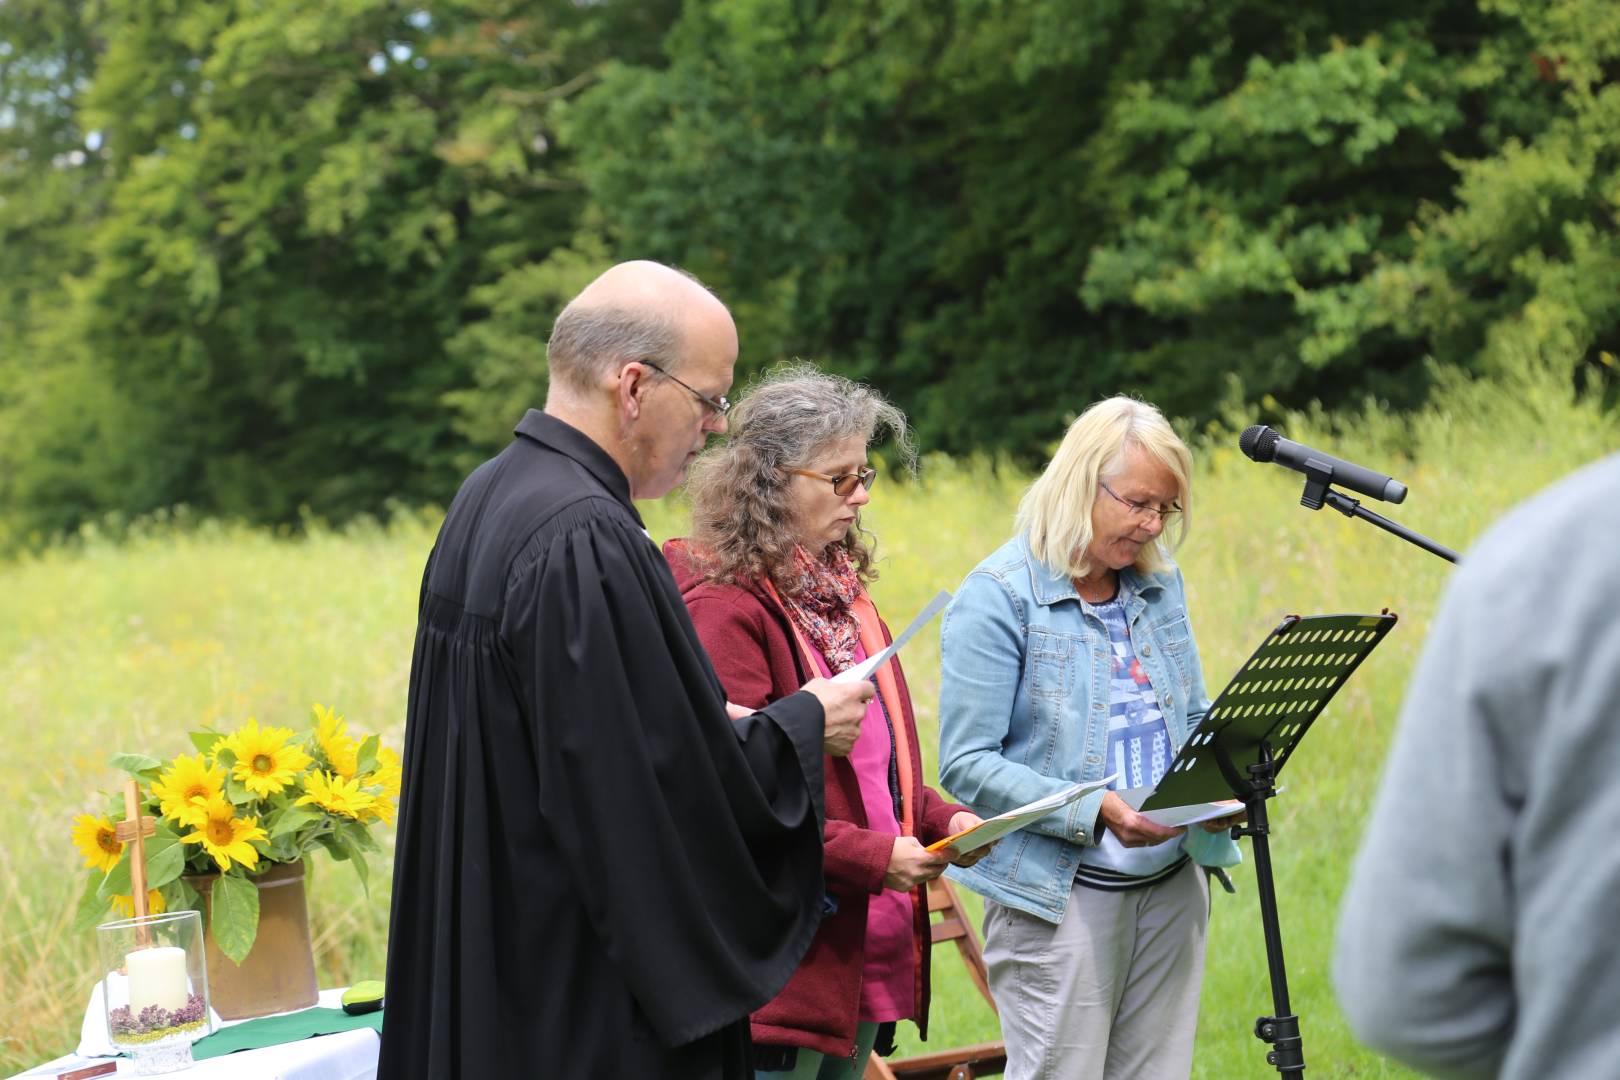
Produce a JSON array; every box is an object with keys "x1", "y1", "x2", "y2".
[{"x1": 938, "y1": 535, "x2": 1241, "y2": 923}]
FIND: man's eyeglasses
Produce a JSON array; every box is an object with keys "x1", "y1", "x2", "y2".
[
  {"x1": 1099, "y1": 482, "x2": 1182, "y2": 523},
  {"x1": 788, "y1": 466, "x2": 878, "y2": 497},
  {"x1": 640, "y1": 360, "x2": 731, "y2": 417}
]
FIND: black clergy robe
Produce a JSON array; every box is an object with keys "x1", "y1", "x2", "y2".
[{"x1": 377, "y1": 410, "x2": 827, "y2": 1079}]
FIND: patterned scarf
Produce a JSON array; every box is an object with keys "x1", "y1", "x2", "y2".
[{"x1": 776, "y1": 544, "x2": 864, "y2": 674}]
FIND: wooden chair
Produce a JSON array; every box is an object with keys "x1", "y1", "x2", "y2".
[{"x1": 863, "y1": 877, "x2": 1007, "y2": 1080}]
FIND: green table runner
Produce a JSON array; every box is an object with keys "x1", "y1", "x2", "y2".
[{"x1": 192, "y1": 1007, "x2": 382, "y2": 1059}]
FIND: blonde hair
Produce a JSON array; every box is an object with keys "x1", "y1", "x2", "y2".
[{"x1": 1015, "y1": 396, "x2": 1192, "y2": 580}]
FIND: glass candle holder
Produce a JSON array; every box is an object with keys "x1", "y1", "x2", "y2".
[{"x1": 97, "y1": 910, "x2": 211, "y2": 1074}]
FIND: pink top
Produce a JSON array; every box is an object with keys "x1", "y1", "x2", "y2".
[{"x1": 811, "y1": 641, "x2": 916, "y2": 1022}]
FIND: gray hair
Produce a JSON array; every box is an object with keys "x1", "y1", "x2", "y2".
[
  {"x1": 685, "y1": 363, "x2": 915, "y2": 590},
  {"x1": 545, "y1": 304, "x2": 684, "y2": 394}
]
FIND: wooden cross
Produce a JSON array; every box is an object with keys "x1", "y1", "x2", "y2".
[{"x1": 113, "y1": 778, "x2": 156, "y2": 942}]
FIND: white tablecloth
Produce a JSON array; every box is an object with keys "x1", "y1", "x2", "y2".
[{"x1": 7, "y1": 989, "x2": 378, "y2": 1080}]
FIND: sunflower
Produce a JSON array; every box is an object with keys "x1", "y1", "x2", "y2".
[
  {"x1": 180, "y1": 794, "x2": 268, "y2": 872},
  {"x1": 71, "y1": 814, "x2": 124, "y2": 873},
  {"x1": 359, "y1": 794, "x2": 396, "y2": 825},
  {"x1": 312, "y1": 703, "x2": 359, "y2": 779},
  {"x1": 369, "y1": 746, "x2": 402, "y2": 801},
  {"x1": 150, "y1": 753, "x2": 226, "y2": 828},
  {"x1": 221, "y1": 718, "x2": 312, "y2": 797},
  {"x1": 296, "y1": 771, "x2": 376, "y2": 819},
  {"x1": 109, "y1": 889, "x2": 167, "y2": 919}
]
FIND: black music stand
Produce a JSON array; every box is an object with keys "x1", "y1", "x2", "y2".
[{"x1": 1140, "y1": 611, "x2": 1399, "y2": 1079}]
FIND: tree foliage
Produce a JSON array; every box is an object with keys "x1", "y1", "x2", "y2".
[{"x1": 1, "y1": 0, "x2": 1616, "y2": 543}]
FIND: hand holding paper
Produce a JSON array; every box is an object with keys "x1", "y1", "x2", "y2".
[
  {"x1": 800, "y1": 677, "x2": 873, "y2": 757},
  {"x1": 926, "y1": 775, "x2": 1116, "y2": 855},
  {"x1": 1117, "y1": 787, "x2": 1252, "y2": 830}
]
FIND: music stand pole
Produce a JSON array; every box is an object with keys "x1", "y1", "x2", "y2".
[
  {"x1": 1232, "y1": 741, "x2": 1304, "y2": 1078},
  {"x1": 1141, "y1": 610, "x2": 1397, "y2": 1080}
]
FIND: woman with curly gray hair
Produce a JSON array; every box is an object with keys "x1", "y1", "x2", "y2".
[{"x1": 664, "y1": 365, "x2": 986, "y2": 1079}]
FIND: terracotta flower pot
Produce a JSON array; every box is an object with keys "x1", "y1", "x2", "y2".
[{"x1": 184, "y1": 860, "x2": 319, "y2": 1019}]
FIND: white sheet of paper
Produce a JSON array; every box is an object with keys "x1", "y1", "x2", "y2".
[
  {"x1": 1118, "y1": 786, "x2": 1260, "y2": 828},
  {"x1": 833, "y1": 589, "x2": 952, "y2": 683},
  {"x1": 926, "y1": 774, "x2": 1117, "y2": 855},
  {"x1": 1140, "y1": 799, "x2": 1245, "y2": 828}
]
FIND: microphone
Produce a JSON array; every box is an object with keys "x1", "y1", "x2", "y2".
[{"x1": 1239, "y1": 425, "x2": 1407, "y2": 504}]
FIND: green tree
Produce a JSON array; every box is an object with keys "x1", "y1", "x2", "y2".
[
  {"x1": 2, "y1": 0, "x2": 678, "y2": 540},
  {"x1": 569, "y1": 0, "x2": 1598, "y2": 457},
  {"x1": 0, "y1": 0, "x2": 107, "y2": 547}
]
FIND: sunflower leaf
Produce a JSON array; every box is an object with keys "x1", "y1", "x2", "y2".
[
  {"x1": 109, "y1": 752, "x2": 163, "y2": 778},
  {"x1": 269, "y1": 807, "x2": 322, "y2": 838},
  {"x1": 74, "y1": 873, "x2": 112, "y2": 932},
  {"x1": 189, "y1": 730, "x2": 225, "y2": 756},
  {"x1": 348, "y1": 851, "x2": 370, "y2": 898},
  {"x1": 145, "y1": 831, "x2": 185, "y2": 890},
  {"x1": 341, "y1": 819, "x2": 380, "y2": 854},
  {"x1": 353, "y1": 734, "x2": 380, "y2": 778},
  {"x1": 159, "y1": 876, "x2": 200, "y2": 916},
  {"x1": 317, "y1": 832, "x2": 352, "y2": 861},
  {"x1": 268, "y1": 834, "x2": 302, "y2": 863},
  {"x1": 97, "y1": 852, "x2": 132, "y2": 902},
  {"x1": 225, "y1": 775, "x2": 255, "y2": 806},
  {"x1": 210, "y1": 873, "x2": 260, "y2": 965}
]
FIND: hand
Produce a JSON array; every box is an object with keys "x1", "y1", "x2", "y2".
[
  {"x1": 1200, "y1": 809, "x2": 1247, "y2": 833},
  {"x1": 1097, "y1": 791, "x2": 1186, "y2": 848},
  {"x1": 938, "y1": 811, "x2": 992, "y2": 867},
  {"x1": 800, "y1": 677, "x2": 874, "y2": 757},
  {"x1": 883, "y1": 836, "x2": 951, "y2": 891},
  {"x1": 724, "y1": 701, "x2": 753, "y2": 721}
]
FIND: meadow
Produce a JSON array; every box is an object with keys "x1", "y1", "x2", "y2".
[{"x1": 1, "y1": 367, "x2": 1614, "y2": 1076}]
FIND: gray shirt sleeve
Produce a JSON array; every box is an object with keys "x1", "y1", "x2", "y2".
[{"x1": 1332, "y1": 560, "x2": 1520, "y2": 1078}]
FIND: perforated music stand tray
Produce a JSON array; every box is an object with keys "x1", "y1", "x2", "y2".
[{"x1": 1140, "y1": 611, "x2": 1398, "y2": 813}]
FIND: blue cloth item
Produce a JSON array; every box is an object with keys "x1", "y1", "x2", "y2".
[{"x1": 937, "y1": 535, "x2": 1240, "y2": 924}]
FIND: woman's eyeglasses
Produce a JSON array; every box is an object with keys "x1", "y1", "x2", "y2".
[
  {"x1": 788, "y1": 466, "x2": 878, "y2": 497},
  {"x1": 1099, "y1": 482, "x2": 1181, "y2": 522}
]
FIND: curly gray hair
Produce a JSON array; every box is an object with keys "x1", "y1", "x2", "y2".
[{"x1": 685, "y1": 364, "x2": 915, "y2": 592}]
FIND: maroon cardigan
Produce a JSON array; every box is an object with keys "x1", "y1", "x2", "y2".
[{"x1": 665, "y1": 540, "x2": 963, "y2": 1059}]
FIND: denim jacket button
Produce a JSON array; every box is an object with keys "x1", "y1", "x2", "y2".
[{"x1": 1142, "y1": 645, "x2": 1152, "y2": 656}]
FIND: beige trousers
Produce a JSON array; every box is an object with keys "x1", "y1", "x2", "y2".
[{"x1": 982, "y1": 861, "x2": 1210, "y2": 1080}]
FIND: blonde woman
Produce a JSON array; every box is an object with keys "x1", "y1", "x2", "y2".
[{"x1": 937, "y1": 396, "x2": 1241, "y2": 1080}]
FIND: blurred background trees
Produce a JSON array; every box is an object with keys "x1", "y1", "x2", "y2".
[{"x1": 2, "y1": 0, "x2": 1616, "y2": 544}]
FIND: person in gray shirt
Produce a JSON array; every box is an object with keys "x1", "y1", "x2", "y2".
[{"x1": 1333, "y1": 450, "x2": 1620, "y2": 1079}]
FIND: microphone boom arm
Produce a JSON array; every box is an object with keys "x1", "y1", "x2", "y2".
[{"x1": 1298, "y1": 461, "x2": 1459, "y2": 564}]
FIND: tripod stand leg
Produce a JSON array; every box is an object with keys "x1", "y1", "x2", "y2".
[{"x1": 1244, "y1": 790, "x2": 1305, "y2": 1078}]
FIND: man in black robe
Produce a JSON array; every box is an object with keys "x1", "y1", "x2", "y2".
[{"x1": 378, "y1": 262, "x2": 873, "y2": 1078}]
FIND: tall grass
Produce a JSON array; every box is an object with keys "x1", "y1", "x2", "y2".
[{"x1": 1, "y1": 367, "x2": 1613, "y2": 1076}]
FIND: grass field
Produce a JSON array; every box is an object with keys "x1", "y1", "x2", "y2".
[{"x1": 2, "y1": 367, "x2": 1614, "y2": 1075}]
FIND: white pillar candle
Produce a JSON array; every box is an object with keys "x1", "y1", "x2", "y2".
[{"x1": 126, "y1": 946, "x2": 190, "y2": 1013}]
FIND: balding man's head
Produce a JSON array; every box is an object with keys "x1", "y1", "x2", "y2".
[{"x1": 546, "y1": 261, "x2": 733, "y2": 398}]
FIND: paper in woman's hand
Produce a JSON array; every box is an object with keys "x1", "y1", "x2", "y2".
[
  {"x1": 833, "y1": 590, "x2": 951, "y2": 684},
  {"x1": 925, "y1": 775, "x2": 1117, "y2": 855},
  {"x1": 1139, "y1": 799, "x2": 1245, "y2": 828}
]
